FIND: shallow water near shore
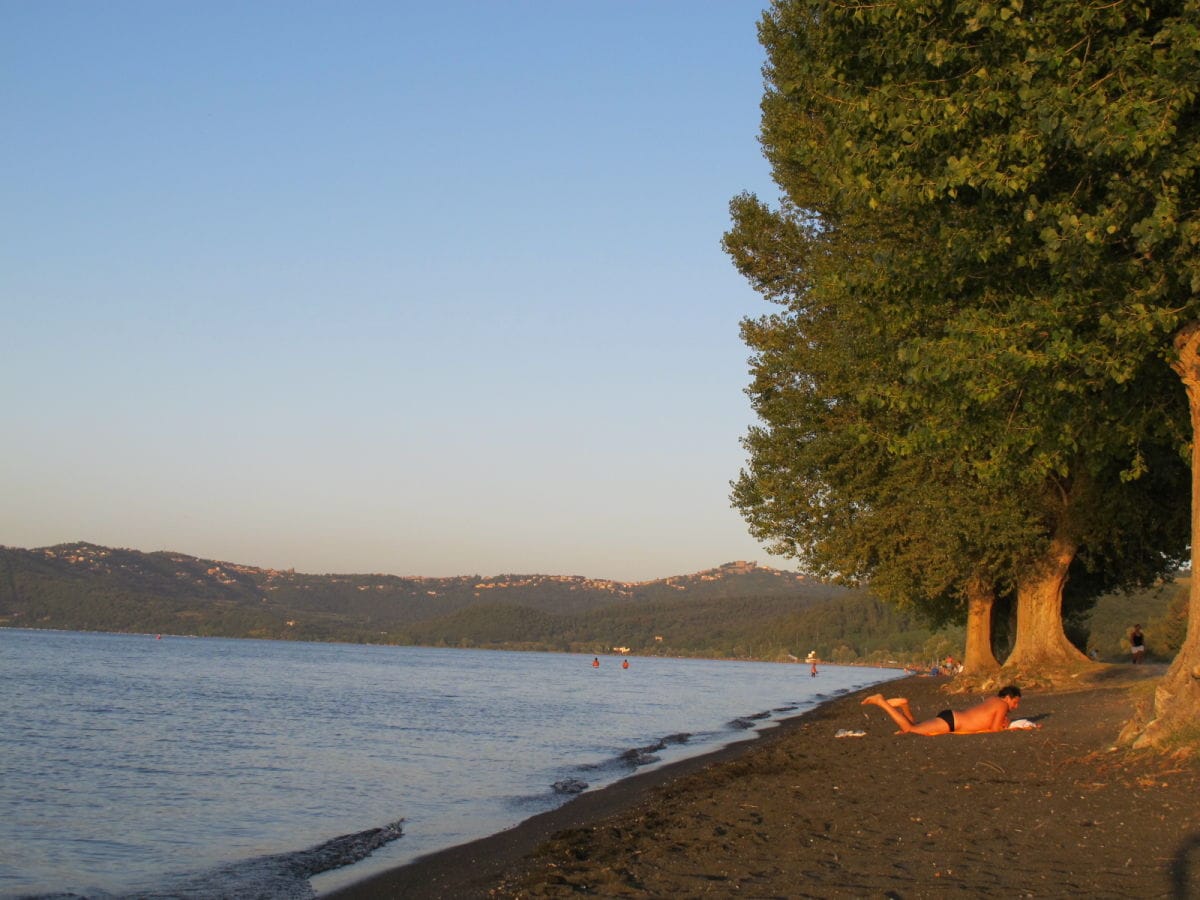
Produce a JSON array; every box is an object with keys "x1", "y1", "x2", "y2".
[{"x1": 0, "y1": 628, "x2": 900, "y2": 898}]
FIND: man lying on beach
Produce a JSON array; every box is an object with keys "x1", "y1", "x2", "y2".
[{"x1": 861, "y1": 685, "x2": 1022, "y2": 735}]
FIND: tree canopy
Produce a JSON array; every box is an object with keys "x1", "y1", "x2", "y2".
[{"x1": 727, "y1": 0, "x2": 1197, "y2": 717}]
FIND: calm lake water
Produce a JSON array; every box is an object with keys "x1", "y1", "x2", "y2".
[{"x1": 0, "y1": 628, "x2": 900, "y2": 898}]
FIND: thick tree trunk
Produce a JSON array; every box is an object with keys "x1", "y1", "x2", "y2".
[
  {"x1": 961, "y1": 573, "x2": 1000, "y2": 676},
  {"x1": 1003, "y1": 531, "x2": 1090, "y2": 673},
  {"x1": 1133, "y1": 325, "x2": 1200, "y2": 747}
]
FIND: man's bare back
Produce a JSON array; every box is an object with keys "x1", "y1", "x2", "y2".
[{"x1": 861, "y1": 686, "x2": 1022, "y2": 735}]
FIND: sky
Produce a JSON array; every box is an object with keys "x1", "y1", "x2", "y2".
[{"x1": 1, "y1": 1, "x2": 787, "y2": 582}]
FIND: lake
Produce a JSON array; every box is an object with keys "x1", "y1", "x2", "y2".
[{"x1": 0, "y1": 628, "x2": 900, "y2": 898}]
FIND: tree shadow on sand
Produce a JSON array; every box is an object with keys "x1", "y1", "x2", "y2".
[
  {"x1": 1080, "y1": 663, "x2": 1168, "y2": 684},
  {"x1": 1171, "y1": 831, "x2": 1200, "y2": 899}
]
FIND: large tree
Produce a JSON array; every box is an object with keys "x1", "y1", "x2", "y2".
[
  {"x1": 729, "y1": 0, "x2": 1195, "y2": 697},
  {"x1": 1140, "y1": 326, "x2": 1200, "y2": 744},
  {"x1": 724, "y1": 195, "x2": 1030, "y2": 675},
  {"x1": 726, "y1": 195, "x2": 1187, "y2": 680}
]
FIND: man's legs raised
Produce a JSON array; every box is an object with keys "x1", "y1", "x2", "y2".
[
  {"x1": 888, "y1": 698, "x2": 916, "y2": 724},
  {"x1": 861, "y1": 694, "x2": 916, "y2": 733}
]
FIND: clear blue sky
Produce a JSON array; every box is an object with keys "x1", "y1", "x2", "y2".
[{"x1": 1, "y1": 1, "x2": 785, "y2": 581}]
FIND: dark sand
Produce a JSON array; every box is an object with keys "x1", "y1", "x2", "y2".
[{"x1": 328, "y1": 666, "x2": 1200, "y2": 898}]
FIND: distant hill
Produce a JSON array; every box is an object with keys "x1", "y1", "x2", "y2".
[
  {"x1": 2, "y1": 542, "x2": 1181, "y2": 664},
  {"x1": 0, "y1": 542, "x2": 847, "y2": 652}
]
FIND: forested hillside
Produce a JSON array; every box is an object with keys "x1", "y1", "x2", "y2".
[
  {"x1": 0, "y1": 543, "x2": 844, "y2": 652},
  {"x1": 0, "y1": 542, "x2": 1180, "y2": 664}
]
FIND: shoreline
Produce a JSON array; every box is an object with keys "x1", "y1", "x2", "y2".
[
  {"x1": 326, "y1": 666, "x2": 1200, "y2": 898},
  {"x1": 321, "y1": 694, "x2": 842, "y2": 899}
]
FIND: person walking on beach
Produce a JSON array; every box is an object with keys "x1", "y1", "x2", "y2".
[
  {"x1": 861, "y1": 685, "x2": 1022, "y2": 735},
  {"x1": 1130, "y1": 624, "x2": 1145, "y2": 664}
]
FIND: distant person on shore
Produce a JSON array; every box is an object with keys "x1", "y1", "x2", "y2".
[
  {"x1": 861, "y1": 686, "x2": 1022, "y2": 735},
  {"x1": 1130, "y1": 625, "x2": 1145, "y2": 664}
]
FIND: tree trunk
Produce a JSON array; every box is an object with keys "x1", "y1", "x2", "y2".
[
  {"x1": 1003, "y1": 530, "x2": 1090, "y2": 674},
  {"x1": 961, "y1": 573, "x2": 1000, "y2": 676},
  {"x1": 1132, "y1": 324, "x2": 1200, "y2": 747}
]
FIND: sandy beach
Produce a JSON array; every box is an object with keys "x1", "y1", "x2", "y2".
[{"x1": 328, "y1": 666, "x2": 1200, "y2": 898}]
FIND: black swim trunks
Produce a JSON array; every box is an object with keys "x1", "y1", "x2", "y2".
[{"x1": 936, "y1": 709, "x2": 956, "y2": 732}]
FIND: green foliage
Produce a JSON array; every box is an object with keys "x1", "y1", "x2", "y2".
[
  {"x1": 400, "y1": 589, "x2": 959, "y2": 664},
  {"x1": 1078, "y1": 573, "x2": 1189, "y2": 661},
  {"x1": 725, "y1": 0, "x2": 1196, "y2": 640},
  {"x1": 409, "y1": 603, "x2": 571, "y2": 648}
]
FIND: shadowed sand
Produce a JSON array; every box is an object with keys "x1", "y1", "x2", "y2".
[{"x1": 327, "y1": 667, "x2": 1200, "y2": 898}]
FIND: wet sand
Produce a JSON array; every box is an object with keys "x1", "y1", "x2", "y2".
[{"x1": 328, "y1": 667, "x2": 1200, "y2": 898}]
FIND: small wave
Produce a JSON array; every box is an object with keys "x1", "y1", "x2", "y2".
[
  {"x1": 617, "y1": 729, "x2": 695, "y2": 768},
  {"x1": 570, "y1": 730, "x2": 698, "y2": 778},
  {"x1": 552, "y1": 778, "x2": 589, "y2": 795},
  {"x1": 728, "y1": 710, "x2": 772, "y2": 730},
  {"x1": 619, "y1": 743, "x2": 662, "y2": 767},
  {"x1": 94, "y1": 820, "x2": 405, "y2": 900}
]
